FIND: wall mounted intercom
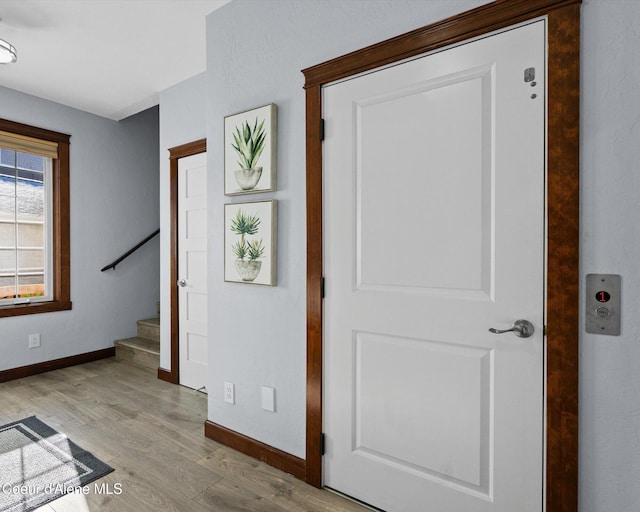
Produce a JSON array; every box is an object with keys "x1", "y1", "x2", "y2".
[{"x1": 585, "y1": 274, "x2": 621, "y2": 336}]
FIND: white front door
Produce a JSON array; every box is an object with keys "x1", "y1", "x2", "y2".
[
  {"x1": 323, "y1": 20, "x2": 546, "y2": 512},
  {"x1": 178, "y1": 152, "x2": 208, "y2": 391}
]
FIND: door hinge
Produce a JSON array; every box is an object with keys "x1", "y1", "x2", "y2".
[
  {"x1": 321, "y1": 277, "x2": 325, "y2": 299},
  {"x1": 320, "y1": 433, "x2": 326, "y2": 456},
  {"x1": 320, "y1": 118, "x2": 325, "y2": 141}
]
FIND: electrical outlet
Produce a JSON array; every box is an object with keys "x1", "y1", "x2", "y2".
[
  {"x1": 29, "y1": 333, "x2": 41, "y2": 348},
  {"x1": 223, "y1": 382, "x2": 235, "y2": 404}
]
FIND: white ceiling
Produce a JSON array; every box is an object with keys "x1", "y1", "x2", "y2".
[{"x1": 0, "y1": 0, "x2": 229, "y2": 120}]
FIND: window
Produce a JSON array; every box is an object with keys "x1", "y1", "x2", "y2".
[
  {"x1": 0, "y1": 118, "x2": 71, "y2": 317},
  {"x1": 0, "y1": 150, "x2": 52, "y2": 303}
]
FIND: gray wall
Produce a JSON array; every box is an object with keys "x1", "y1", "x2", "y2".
[
  {"x1": 580, "y1": 1, "x2": 640, "y2": 511},
  {"x1": 0, "y1": 86, "x2": 160, "y2": 370},
  {"x1": 158, "y1": 72, "x2": 207, "y2": 369},
  {"x1": 206, "y1": 0, "x2": 494, "y2": 461},
  {"x1": 205, "y1": 0, "x2": 640, "y2": 510}
]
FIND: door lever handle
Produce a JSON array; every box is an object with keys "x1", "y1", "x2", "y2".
[
  {"x1": 489, "y1": 319, "x2": 534, "y2": 338},
  {"x1": 178, "y1": 279, "x2": 187, "y2": 287}
]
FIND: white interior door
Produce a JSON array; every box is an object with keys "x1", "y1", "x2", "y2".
[
  {"x1": 323, "y1": 20, "x2": 546, "y2": 512},
  {"x1": 178, "y1": 152, "x2": 208, "y2": 391}
]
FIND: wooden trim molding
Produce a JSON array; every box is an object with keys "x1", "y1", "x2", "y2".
[
  {"x1": 545, "y1": 5, "x2": 581, "y2": 510},
  {"x1": 303, "y1": 1, "x2": 581, "y2": 510},
  {"x1": 157, "y1": 367, "x2": 177, "y2": 384},
  {"x1": 304, "y1": 84, "x2": 324, "y2": 488},
  {"x1": 164, "y1": 139, "x2": 207, "y2": 384},
  {"x1": 204, "y1": 420, "x2": 306, "y2": 480},
  {"x1": 0, "y1": 348, "x2": 115, "y2": 383},
  {"x1": 302, "y1": 0, "x2": 581, "y2": 88},
  {"x1": 0, "y1": 118, "x2": 71, "y2": 145},
  {"x1": 169, "y1": 139, "x2": 207, "y2": 161}
]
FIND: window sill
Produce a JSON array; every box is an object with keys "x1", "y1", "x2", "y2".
[{"x1": 0, "y1": 301, "x2": 72, "y2": 318}]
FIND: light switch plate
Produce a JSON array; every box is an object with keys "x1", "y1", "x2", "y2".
[
  {"x1": 586, "y1": 274, "x2": 621, "y2": 336},
  {"x1": 28, "y1": 333, "x2": 41, "y2": 348},
  {"x1": 261, "y1": 386, "x2": 275, "y2": 412}
]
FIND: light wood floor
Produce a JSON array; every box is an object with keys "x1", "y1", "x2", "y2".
[{"x1": 0, "y1": 358, "x2": 370, "y2": 512}]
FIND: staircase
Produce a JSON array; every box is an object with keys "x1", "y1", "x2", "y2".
[{"x1": 114, "y1": 316, "x2": 160, "y2": 373}]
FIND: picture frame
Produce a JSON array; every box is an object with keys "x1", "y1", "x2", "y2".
[
  {"x1": 224, "y1": 104, "x2": 277, "y2": 195},
  {"x1": 224, "y1": 200, "x2": 277, "y2": 286}
]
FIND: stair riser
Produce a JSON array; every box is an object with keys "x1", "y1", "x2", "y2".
[
  {"x1": 115, "y1": 345, "x2": 159, "y2": 372},
  {"x1": 137, "y1": 322, "x2": 160, "y2": 342}
]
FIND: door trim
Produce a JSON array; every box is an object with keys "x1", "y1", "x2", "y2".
[
  {"x1": 158, "y1": 138, "x2": 207, "y2": 385},
  {"x1": 303, "y1": 1, "x2": 580, "y2": 511}
]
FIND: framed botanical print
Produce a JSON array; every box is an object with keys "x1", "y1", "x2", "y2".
[
  {"x1": 224, "y1": 104, "x2": 277, "y2": 195},
  {"x1": 224, "y1": 200, "x2": 277, "y2": 286}
]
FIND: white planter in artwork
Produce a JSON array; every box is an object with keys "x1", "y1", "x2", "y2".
[
  {"x1": 235, "y1": 260, "x2": 262, "y2": 282},
  {"x1": 234, "y1": 167, "x2": 262, "y2": 191}
]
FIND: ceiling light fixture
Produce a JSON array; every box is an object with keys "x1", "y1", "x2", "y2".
[{"x1": 0, "y1": 38, "x2": 17, "y2": 64}]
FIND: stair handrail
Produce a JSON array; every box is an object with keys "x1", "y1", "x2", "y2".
[{"x1": 100, "y1": 228, "x2": 160, "y2": 272}]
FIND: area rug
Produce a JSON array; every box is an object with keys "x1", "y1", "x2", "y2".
[{"x1": 0, "y1": 416, "x2": 113, "y2": 512}]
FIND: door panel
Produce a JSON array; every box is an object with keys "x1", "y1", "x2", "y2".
[
  {"x1": 323, "y1": 20, "x2": 545, "y2": 512},
  {"x1": 179, "y1": 152, "x2": 208, "y2": 391},
  {"x1": 355, "y1": 331, "x2": 491, "y2": 492},
  {"x1": 357, "y1": 68, "x2": 492, "y2": 294}
]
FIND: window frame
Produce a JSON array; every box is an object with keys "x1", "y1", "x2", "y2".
[{"x1": 0, "y1": 118, "x2": 71, "y2": 317}]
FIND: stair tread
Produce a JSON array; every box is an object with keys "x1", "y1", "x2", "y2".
[
  {"x1": 137, "y1": 317, "x2": 160, "y2": 327},
  {"x1": 114, "y1": 336, "x2": 160, "y2": 355}
]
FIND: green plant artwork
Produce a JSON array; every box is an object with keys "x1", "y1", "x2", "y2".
[
  {"x1": 247, "y1": 239, "x2": 265, "y2": 260},
  {"x1": 230, "y1": 209, "x2": 264, "y2": 261},
  {"x1": 225, "y1": 104, "x2": 276, "y2": 195},
  {"x1": 225, "y1": 200, "x2": 276, "y2": 285},
  {"x1": 231, "y1": 118, "x2": 266, "y2": 170}
]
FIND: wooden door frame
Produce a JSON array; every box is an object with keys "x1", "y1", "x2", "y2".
[
  {"x1": 157, "y1": 138, "x2": 207, "y2": 385},
  {"x1": 303, "y1": 1, "x2": 581, "y2": 510}
]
